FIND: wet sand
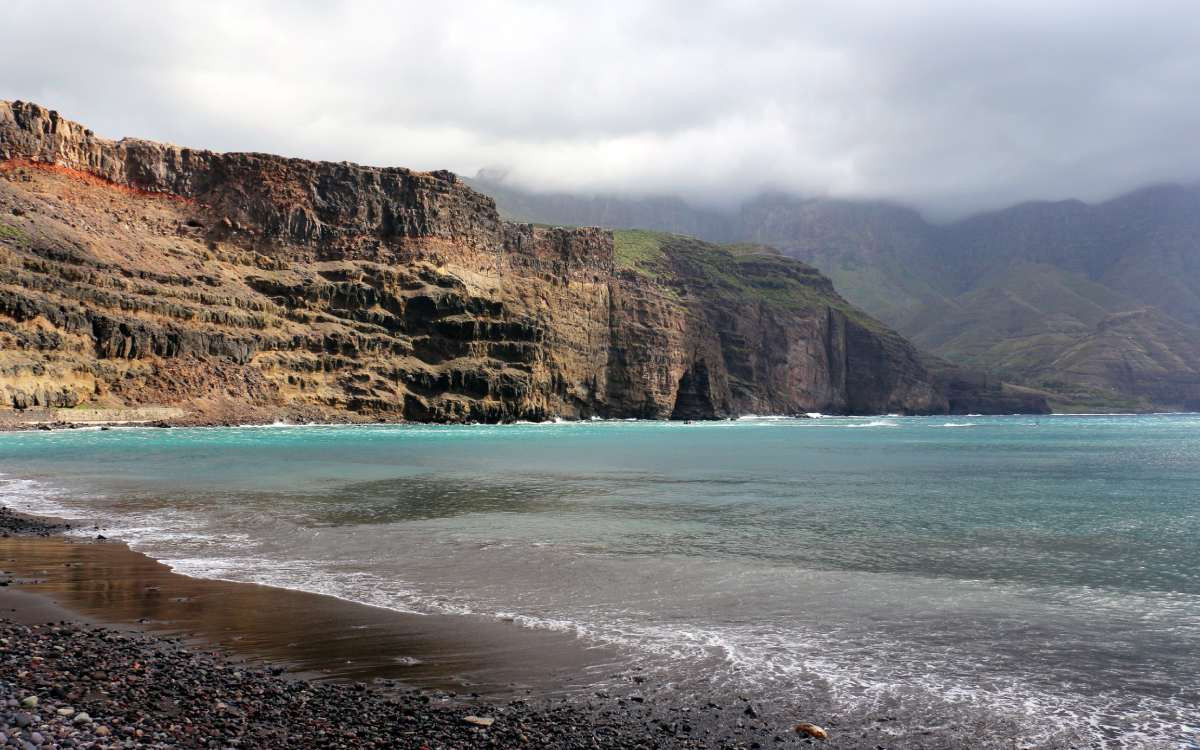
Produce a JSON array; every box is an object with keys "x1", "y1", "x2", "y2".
[
  {"x1": 0, "y1": 535, "x2": 623, "y2": 696},
  {"x1": 0, "y1": 534, "x2": 828, "y2": 748},
  {"x1": 0, "y1": 521, "x2": 1088, "y2": 748},
  {"x1": 0, "y1": 527, "x2": 810, "y2": 749}
]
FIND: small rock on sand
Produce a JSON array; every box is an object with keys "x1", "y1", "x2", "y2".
[
  {"x1": 794, "y1": 722, "x2": 828, "y2": 740},
  {"x1": 463, "y1": 715, "x2": 495, "y2": 727}
]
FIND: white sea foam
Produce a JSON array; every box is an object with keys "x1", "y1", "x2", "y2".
[
  {"x1": 160, "y1": 556, "x2": 435, "y2": 616},
  {"x1": 0, "y1": 474, "x2": 90, "y2": 524},
  {"x1": 8, "y1": 497, "x2": 1193, "y2": 749},
  {"x1": 108, "y1": 524, "x2": 1197, "y2": 749},
  {"x1": 494, "y1": 599, "x2": 1199, "y2": 748},
  {"x1": 285, "y1": 569, "x2": 1195, "y2": 748},
  {"x1": 735, "y1": 414, "x2": 794, "y2": 421}
]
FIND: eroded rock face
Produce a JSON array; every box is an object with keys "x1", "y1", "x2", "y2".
[{"x1": 0, "y1": 101, "x2": 1044, "y2": 422}]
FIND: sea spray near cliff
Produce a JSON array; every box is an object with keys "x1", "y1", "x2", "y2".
[{"x1": 1, "y1": 415, "x2": 1198, "y2": 747}]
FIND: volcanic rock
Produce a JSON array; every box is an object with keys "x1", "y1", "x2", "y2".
[{"x1": 0, "y1": 100, "x2": 1041, "y2": 423}]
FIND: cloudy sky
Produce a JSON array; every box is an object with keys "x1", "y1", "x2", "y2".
[{"x1": 4, "y1": 0, "x2": 1200, "y2": 219}]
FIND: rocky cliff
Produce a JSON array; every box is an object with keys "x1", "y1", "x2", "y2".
[
  {"x1": 0, "y1": 101, "x2": 1043, "y2": 423},
  {"x1": 473, "y1": 173, "x2": 1200, "y2": 412}
]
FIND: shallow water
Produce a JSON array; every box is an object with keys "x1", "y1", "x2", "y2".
[{"x1": 2, "y1": 415, "x2": 1198, "y2": 747}]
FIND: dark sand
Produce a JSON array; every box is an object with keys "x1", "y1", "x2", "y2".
[
  {"x1": 0, "y1": 535, "x2": 821, "y2": 749},
  {"x1": 0, "y1": 515, "x2": 1081, "y2": 748},
  {"x1": 0, "y1": 535, "x2": 622, "y2": 696}
]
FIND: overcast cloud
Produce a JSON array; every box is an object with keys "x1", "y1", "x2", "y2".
[{"x1": 3, "y1": 0, "x2": 1200, "y2": 219}]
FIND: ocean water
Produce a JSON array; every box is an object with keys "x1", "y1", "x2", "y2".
[{"x1": 1, "y1": 415, "x2": 1198, "y2": 747}]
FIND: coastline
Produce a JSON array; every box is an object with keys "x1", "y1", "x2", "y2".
[
  {"x1": 0, "y1": 614, "x2": 720, "y2": 749},
  {"x1": 0, "y1": 535, "x2": 623, "y2": 694},
  {"x1": 0, "y1": 503, "x2": 1092, "y2": 749},
  {"x1": 4, "y1": 409, "x2": 1197, "y2": 434},
  {"x1": 0, "y1": 510, "x2": 835, "y2": 749},
  {"x1": 5, "y1": 419, "x2": 1193, "y2": 747}
]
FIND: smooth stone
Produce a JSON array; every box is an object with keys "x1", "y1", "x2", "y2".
[
  {"x1": 71, "y1": 712, "x2": 90, "y2": 725},
  {"x1": 18, "y1": 698, "x2": 35, "y2": 709},
  {"x1": 793, "y1": 722, "x2": 829, "y2": 740}
]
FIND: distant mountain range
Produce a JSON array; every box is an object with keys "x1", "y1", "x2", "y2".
[{"x1": 469, "y1": 175, "x2": 1200, "y2": 412}]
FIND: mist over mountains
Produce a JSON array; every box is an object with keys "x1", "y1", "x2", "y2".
[
  {"x1": 9, "y1": 2, "x2": 1200, "y2": 220},
  {"x1": 470, "y1": 174, "x2": 1200, "y2": 411}
]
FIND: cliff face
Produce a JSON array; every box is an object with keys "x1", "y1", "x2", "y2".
[
  {"x1": 473, "y1": 173, "x2": 1200, "y2": 413},
  {"x1": 0, "y1": 101, "x2": 1042, "y2": 422}
]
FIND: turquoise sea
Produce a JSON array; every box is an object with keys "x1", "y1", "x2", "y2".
[{"x1": 1, "y1": 414, "x2": 1198, "y2": 747}]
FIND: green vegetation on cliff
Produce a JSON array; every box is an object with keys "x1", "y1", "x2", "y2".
[
  {"x1": 615, "y1": 229, "x2": 885, "y2": 331},
  {"x1": 612, "y1": 229, "x2": 667, "y2": 279},
  {"x1": 0, "y1": 223, "x2": 25, "y2": 243}
]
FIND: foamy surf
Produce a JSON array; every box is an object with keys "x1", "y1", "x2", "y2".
[
  {"x1": 2, "y1": 416, "x2": 1199, "y2": 748},
  {"x1": 101, "y1": 533, "x2": 1200, "y2": 748},
  {"x1": 0, "y1": 473, "x2": 90, "y2": 524},
  {"x1": 69, "y1": 505, "x2": 1196, "y2": 750}
]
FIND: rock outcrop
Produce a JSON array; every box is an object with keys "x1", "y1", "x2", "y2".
[{"x1": 0, "y1": 101, "x2": 1045, "y2": 422}]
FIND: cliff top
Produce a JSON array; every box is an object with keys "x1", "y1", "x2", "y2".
[{"x1": 0, "y1": 100, "x2": 456, "y2": 184}]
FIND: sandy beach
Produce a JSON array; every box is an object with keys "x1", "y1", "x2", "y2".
[
  {"x1": 0, "y1": 534, "x2": 619, "y2": 694},
  {"x1": 0, "y1": 503, "x2": 1072, "y2": 749},
  {"x1": 0, "y1": 510, "x2": 856, "y2": 749}
]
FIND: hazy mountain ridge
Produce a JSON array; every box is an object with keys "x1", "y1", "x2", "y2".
[{"x1": 471, "y1": 174, "x2": 1200, "y2": 411}]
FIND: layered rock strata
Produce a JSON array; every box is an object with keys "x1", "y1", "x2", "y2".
[{"x1": 0, "y1": 101, "x2": 1045, "y2": 422}]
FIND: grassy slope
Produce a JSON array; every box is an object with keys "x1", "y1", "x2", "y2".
[
  {"x1": 612, "y1": 229, "x2": 889, "y2": 333},
  {"x1": 612, "y1": 229, "x2": 668, "y2": 279},
  {"x1": 0, "y1": 223, "x2": 27, "y2": 243}
]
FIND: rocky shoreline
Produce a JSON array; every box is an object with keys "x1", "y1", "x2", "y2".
[
  {"x1": 0, "y1": 512, "x2": 828, "y2": 749},
  {"x1": 0, "y1": 509, "x2": 66, "y2": 538},
  {"x1": 0, "y1": 508, "x2": 1085, "y2": 749},
  {"x1": 1, "y1": 619, "x2": 814, "y2": 750}
]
